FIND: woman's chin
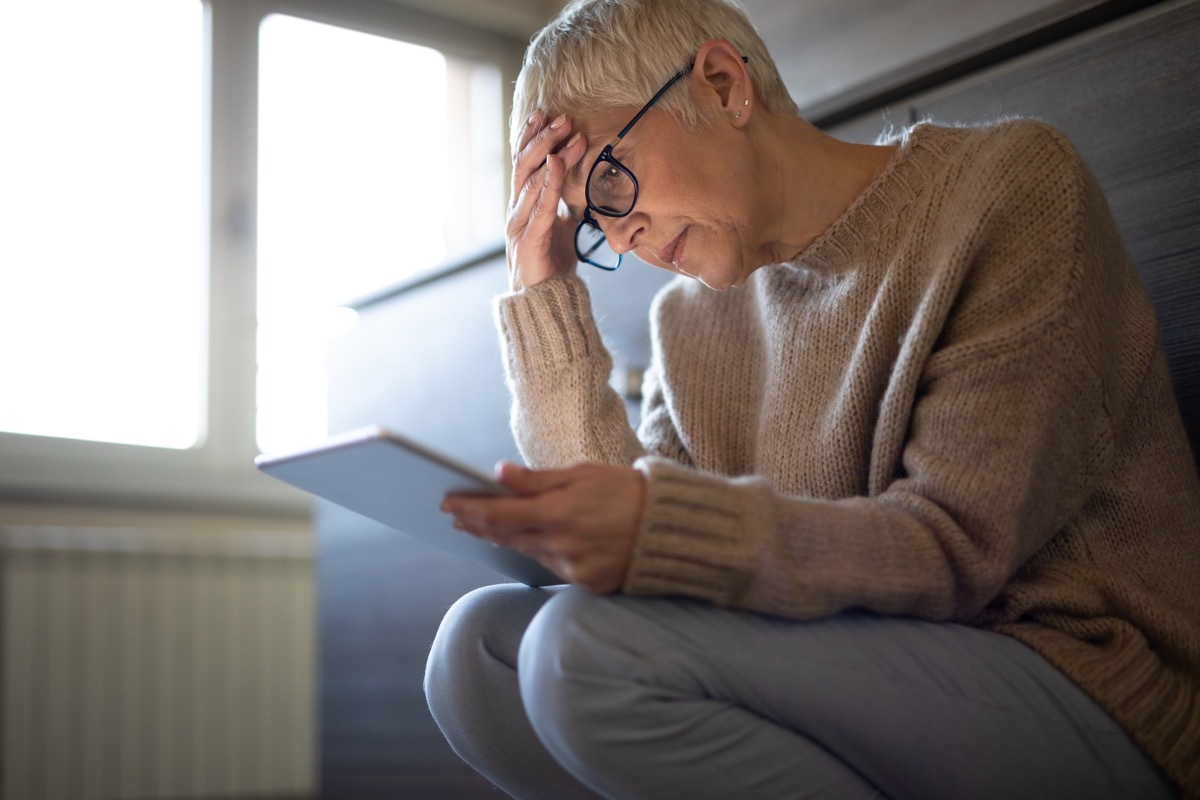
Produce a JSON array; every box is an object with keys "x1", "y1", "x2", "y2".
[
  {"x1": 696, "y1": 272, "x2": 742, "y2": 292},
  {"x1": 694, "y1": 260, "x2": 754, "y2": 291},
  {"x1": 646, "y1": 248, "x2": 749, "y2": 290}
]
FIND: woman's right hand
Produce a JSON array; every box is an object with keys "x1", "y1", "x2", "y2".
[{"x1": 506, "y1": 111, "x2": 589, "y2": 292}]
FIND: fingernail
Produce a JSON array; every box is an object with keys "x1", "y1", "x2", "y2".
[
  {"x1": 544, "y1": 156, "x2": 553, "y2": 184},
  {"x1": 566, "y1": 131, "x2": 583, "y2": 149},
  {"x1": 549, "y1": 114, "x2": 567, "y2": 130},
  {"x1": 527, "y1": 110, "x2": 544, "y2": 126}
]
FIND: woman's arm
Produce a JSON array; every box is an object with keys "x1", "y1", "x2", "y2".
[
  {"x1": 636, "y1": 359, "x2": 694, "y2": 465},
  {"x1": 498, "y1": 109, "x2": 676, "y2": 469},
  {"x1": 495, "y1": 274, "x2": 647, "y2": 468}
]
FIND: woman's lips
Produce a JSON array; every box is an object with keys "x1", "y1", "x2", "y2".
[{"x1": 660, "y1": 228, "x2": 688, "y2": 267}]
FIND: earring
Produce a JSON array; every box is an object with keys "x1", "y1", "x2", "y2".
[{"x1": 735, "y1": 98, "x2": 748, "y2": 119}]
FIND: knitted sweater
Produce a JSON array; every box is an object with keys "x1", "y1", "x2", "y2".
[{"x1": 493, "y1": 120, "x2": 1200, "y2": 796}]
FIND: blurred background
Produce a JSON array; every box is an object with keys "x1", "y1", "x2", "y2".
[{"x1": 1, "y1": 0, "x2": 1194, "y2": 797}]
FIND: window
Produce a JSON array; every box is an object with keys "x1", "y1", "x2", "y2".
[
  {"x1": 257, "y1": 15, "x2": 503, "y2": 452},
  {"x1": 0, "y1": 0, "x2": 205, "y2": 449},
  {"x1": 0, "y1": 0, "x2": 513, "y2": 510}
]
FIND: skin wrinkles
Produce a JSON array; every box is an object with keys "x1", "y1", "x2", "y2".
[
  {"x1": 561, "y1": 107, "x2": 760, "y2": 289},
  {"x1": 559, "y1": 67, "x2": 841, "y2": 288}
]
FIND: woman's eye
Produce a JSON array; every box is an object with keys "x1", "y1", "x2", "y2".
[
  {"x1": 587, "y1": 157, "x2": 636, "y2": 214},
  {"x1": 596, "y1": 166, "x2": 622, "y2": 190}
]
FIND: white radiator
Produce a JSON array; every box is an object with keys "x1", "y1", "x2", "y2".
[{"x1": 0, "y1": 520, "x2": 315, "y2": 800}]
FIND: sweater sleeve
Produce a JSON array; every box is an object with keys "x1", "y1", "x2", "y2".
[
  {"x1": 494, "y1": 274, "x2": 646, "y2": 468},
  {"x1": 636, "y1": 355, "x2": 694, "y2": 466},
  {"x1": 624, "y1": 123, "x2": 1140, "y2": 622}
]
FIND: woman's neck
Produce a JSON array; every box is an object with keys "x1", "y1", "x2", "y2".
[{"x1": 751, "y1": 114, "x2": 898, "y2": 266}]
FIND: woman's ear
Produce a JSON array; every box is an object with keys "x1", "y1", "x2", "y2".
[{"x1": 692, "y1": 38, "x2": 753, "y2": 128}]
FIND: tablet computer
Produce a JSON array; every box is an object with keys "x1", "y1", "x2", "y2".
[{"x1": 255, "y1": 425, "x2": 561, "y2": 587}]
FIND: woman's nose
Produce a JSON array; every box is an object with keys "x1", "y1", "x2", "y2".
[{"x1": 600, "y1": 212, "x2": 645, "y2": 255}]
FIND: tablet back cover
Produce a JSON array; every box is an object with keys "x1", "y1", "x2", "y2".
[{"x1": 257, "y1": 427, "x2": 560, "y2": 587}]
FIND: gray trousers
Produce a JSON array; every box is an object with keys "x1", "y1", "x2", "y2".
[{"x1": 424, "y1": 584, "x2": 1174, "y2": 800}]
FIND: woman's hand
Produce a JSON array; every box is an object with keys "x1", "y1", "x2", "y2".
[
  {"x1": 441, "y1": 462, "x2": 644, "y2": 593},
  {"x1": 507, "y1": 112, "x2": 590, "y2": 292}
]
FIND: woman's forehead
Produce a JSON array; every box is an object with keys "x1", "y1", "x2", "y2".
[
  {"x1": 564, "y1": 104, "x2": 649, "y2": 182},
  {"x1": 562, "y1": 109, "x2": 623, "y2": 187},
  {"x1": 569, "y1": 105, "x2": 633, "y2": 144}
]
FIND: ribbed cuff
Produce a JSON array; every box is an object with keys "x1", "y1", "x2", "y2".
[
  {"x1": 493, "y1": 275, "x2": 607, "y2": 381},
  {"x1": 624, "y1": 457, "x2": 763, "y2": 604}
]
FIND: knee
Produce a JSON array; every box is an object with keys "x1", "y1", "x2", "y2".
[
  {"x1": 518, "y1": 589, "x2": 651, "y2": 775},
  {"x1": 424, "y1": 584, "x2": 534, "y2": 729}
]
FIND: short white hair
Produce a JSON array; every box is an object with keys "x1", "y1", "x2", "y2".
[{"x1": 511, "y1": 0, "x2": 798, "y2": 152}]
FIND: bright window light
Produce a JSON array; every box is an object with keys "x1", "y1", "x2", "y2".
[
  {"x1": 0, "y1": 0, "x2": 206, "y2": 449},
  {"x1": 256, "y1": 15, "x2": 503, "y2": 453}
]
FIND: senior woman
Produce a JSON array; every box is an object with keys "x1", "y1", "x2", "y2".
[{"x1": 429, "y1": 0, "x2": 1200, "y2": 797}]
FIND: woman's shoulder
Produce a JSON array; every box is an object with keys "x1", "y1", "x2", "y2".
[
  {"x1": 898, "y1": 117, "x2": 1090, "y2": 197},
  {"x1": 878, "y1": 118, "x2": 1098, "y2": 255},
  {"x1": 892, "y1": 116, "x2": 1076, "y2": 156}
]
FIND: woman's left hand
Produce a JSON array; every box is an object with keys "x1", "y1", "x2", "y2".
[{"x1": 441, "y1": 462, "x2": 645, "y2": 593}]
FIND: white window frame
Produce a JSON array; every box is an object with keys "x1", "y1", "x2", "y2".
[{"x1": 0, "y1": 0, "x2": 522, "y2": 514}]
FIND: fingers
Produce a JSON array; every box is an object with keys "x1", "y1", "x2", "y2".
[
  {"x1": 495, "y1": 461, "x2": 576, "y2": 495},
  {"x1": 506, "y1": 129, "x2": 588, "y2": 292},
  {"x1": 441, "y1": 464, "x2": 578, "y2": 546},
  {"x1": 441, "y1": 493, "x2": 577, "y2": 587},
  {"x1": 525, "y1": 152, "x2": 561, "y2": 241},
  {"x1": 442, "y1": 464, "x2": 643, "y2": 593},
  {"x1": 515, "y1": 109, "x2": 545, "y2": 156},
  {"x1": 441, "y1": 494, "x2": 551, "y2": 549},
  {"x1": 518, "y1": 150, "x2": 568, "y2": 245},
  {"x1": 509, "y1": 111, "x2": 599, "y2": 289},
  {"x1": 510, "y1": 113, "x2": 564, "y2": 203},
  {"x1": 510, "y1": 112, "x2": 577, "y2": 208},
  {"x1": 509, "y1": 132, "x2": 586, "y2": 233}
]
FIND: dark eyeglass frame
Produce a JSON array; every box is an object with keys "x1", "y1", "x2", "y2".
[{"x1": 574, "y1": 56, "x2": 749, "y2": 271}]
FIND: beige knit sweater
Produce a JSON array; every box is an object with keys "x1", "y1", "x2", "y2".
[{"x1": 494, "y1": 120, "x2": 1200, "y2": 796}]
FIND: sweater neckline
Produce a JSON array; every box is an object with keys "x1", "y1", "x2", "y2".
[{"x1": 786, "y1": 123, "x2": 945, "y2": 275}]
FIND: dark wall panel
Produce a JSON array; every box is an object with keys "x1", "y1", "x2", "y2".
[{"x1": 320, "y1": 258, "x2": 516, "y2": 799}]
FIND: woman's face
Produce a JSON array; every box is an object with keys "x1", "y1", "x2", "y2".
[{"x1": 560, "y1": 103, "x2": 765, "y2": 291}]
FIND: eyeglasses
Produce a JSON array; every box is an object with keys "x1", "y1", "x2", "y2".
[{"x1": 574, "y1": 57, "x2": 748, "y2": 271}]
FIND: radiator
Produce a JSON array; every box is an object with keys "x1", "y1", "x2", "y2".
[{"x1": 0, "y1": 520, "x2": 315, "y2": 800}]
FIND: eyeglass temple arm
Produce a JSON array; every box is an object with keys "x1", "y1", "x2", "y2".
[{"x1": 608, "y1": 56, "x2": 749, "y2": 147}]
